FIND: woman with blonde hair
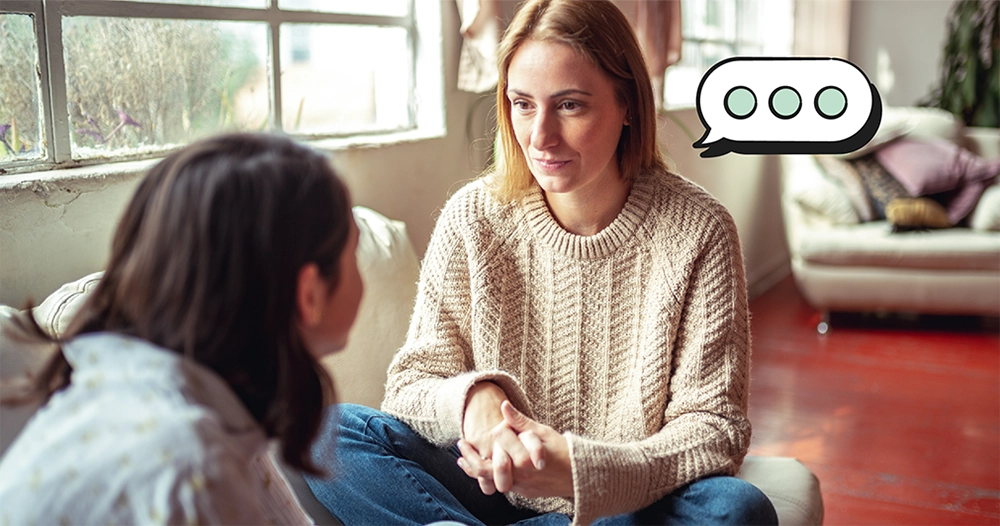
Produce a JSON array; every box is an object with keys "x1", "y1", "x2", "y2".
[{"x1": 305, "y1": 1, "x2": 778, "y2": 524}]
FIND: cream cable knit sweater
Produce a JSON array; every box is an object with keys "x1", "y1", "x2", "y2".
[{"x1": 382, "y1": 168, "x2": 751, "y2": 526}]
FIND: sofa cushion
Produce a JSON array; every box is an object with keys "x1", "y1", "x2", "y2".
[
  {"x1": 875, "y1": 138, "x2": 1000, "y2": 224},
  {"x1": 885, "y1": 198, "x2": 952, "y2": 230},
  {"x1": 795, "y1": 222, "x2": 1000, "y2": 271},
  {"x1": 321, "y1": 206, "x2": 419, "y2": 409},
  {"x1": 33, "y1": 271, "x2": 103, "y2": 339},
  {"x1": 736, "y1": 456, "x2": 824, "y2": 526},
  {"x1": 850, "y1": 155, "x2": 909, "y2": 219},
  {"x1": 970, "y1": 183, "x2": 1000, "y2": 231},
  {"x1": 814, "y1": 155, "x2": 876, "y2": 222},
  {"x1": 836, "y1": 106, "x2": 963, "y2": 161},
  {"x1": 783, "y1": 155, "x2": 860, "y2": 225}
]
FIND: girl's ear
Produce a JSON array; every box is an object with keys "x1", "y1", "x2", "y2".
[{"x1": 296, "y1": 263, "x2": 325, "y2": 328}]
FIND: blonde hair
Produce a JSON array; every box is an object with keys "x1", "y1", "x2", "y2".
[{"x1": 489, "y1": 0, "x2": 666, "y2": 202}]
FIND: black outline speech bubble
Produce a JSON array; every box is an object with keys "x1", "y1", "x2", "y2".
[{"x1": 692, "y1": 57, "x2": 882, "y2": 158}]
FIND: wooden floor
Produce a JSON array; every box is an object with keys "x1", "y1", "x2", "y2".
[{"x1": 747, "y1": 277, "x2": 1000, "y2": 525}]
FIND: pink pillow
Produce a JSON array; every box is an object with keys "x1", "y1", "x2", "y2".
[
  {"x1": 875, "y1": 138, "x2": 1000, "y2": 223},
  {"x1": 874, "y1": 138, "x2": 1000, "y2": 196}
]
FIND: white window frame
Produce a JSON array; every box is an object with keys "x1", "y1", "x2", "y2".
[
  {"x1": 0, "y1": 0, "x2": 444, "y2": 174},
  {"x1": 664, "y1": 0, "x2": 793, "y2": 109}
]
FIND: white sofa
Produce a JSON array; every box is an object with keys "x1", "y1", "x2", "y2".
[
  {"x1": 781, "y1": 107, "x2": 1000, "y2": 320},
  {"x1": 1, "y1": 206, "x2": 823, "y2": 525}
]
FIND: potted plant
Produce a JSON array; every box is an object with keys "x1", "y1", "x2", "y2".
[{"x1": 919, "y1": 0, "x2": 999, "y2": 129}]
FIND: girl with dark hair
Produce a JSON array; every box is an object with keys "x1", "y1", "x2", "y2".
[
  {"x1": 0, "y1": 133, "x2": 363, "y2": 525},
  {"x1": 304, "y1": 1, "x2": 778, "y2": 524}
]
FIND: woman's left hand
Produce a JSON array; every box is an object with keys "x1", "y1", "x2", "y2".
[{"x1": 457, "y1": 401, "x2": 573, "y2": 499}]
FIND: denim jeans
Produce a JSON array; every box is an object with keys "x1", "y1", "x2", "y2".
[{"x1": 305, "y1": 404, "x2": 778, "y2": 526}]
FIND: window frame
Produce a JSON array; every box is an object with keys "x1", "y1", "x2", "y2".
[
  {"x1": 664, "y1": 0, "x2": 793, "y2": 109},
  {"x1": 0, "y1": 0, "x2": 443, "y2": 174}
]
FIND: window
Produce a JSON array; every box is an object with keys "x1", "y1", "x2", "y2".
[
  {"x1": 0, "y1": 0, "x2": 442, "y2": 174},
  {"x1": 664, "y1": 0, "x2": 793, "y2": 108}
]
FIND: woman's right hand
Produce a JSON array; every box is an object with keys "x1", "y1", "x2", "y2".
[{"x1": 460, "y1": 381, "x2": 509, "y2": 494}]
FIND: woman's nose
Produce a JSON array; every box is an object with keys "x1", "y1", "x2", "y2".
[{"x1": 530, "y1": 111, "x2": 559, "y2": 151}]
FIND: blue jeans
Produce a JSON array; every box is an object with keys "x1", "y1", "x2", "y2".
[{"x1": 305, "y1": 404, "x2": 778, "y2": 526}]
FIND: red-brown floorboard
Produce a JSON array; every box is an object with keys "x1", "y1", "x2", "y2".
[{"x1": 748, "y1": 276, "x2": 1000, "y2": 525}]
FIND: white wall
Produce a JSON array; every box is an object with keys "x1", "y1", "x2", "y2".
[
  {"x1": 659, "y1": 109, "x2": 790, "y2": 299},
  {"x1": 848, "y1": 0, "x2": 954, "y2": 107}
]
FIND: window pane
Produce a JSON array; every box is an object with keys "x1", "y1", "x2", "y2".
[
  {"x1": 63, "y1": 17, "x2": 269, "y2": 160},
  {"x1": 279, "y1": 0, "x2": 408, "y2": 17},
  {"x1": 0, "y1": 14, "x2": 45, "y2": 163},
  {"x1": 120, "y1": 0, "x2": 266, "y2": 7},
  {"x1": 686, "y1": 0, "x2": 736, "y2": 41},
  {"x1": 280, "y1": 24, "x2": 410, "y2": 135},
  {"x1": 664, "y1": 41, "x2": 706, "y2": 108}
]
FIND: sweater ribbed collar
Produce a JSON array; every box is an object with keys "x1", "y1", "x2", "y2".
[{"x1": 520, "y1": 170, "x2": 656, "y2": 260}]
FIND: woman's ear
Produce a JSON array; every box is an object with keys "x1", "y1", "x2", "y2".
[{"x1": 296, "y1": 263, "x2": 325, "y2": 328}]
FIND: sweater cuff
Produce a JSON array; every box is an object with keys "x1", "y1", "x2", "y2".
[
  {"x1": 566, "y1": 433, "x2": 652, "y2": 526},
  {"x1": 434, "y1": 370, "x2": 534, "y2": 443}
]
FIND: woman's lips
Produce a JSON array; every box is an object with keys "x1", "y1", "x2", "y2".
[{"x1": 534, "y1": 158, "x2": 569, "y2": 170}]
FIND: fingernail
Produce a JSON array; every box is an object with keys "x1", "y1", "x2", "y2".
[{"x1": 537, "y1": 459, "x2": 545, "y2": 470}]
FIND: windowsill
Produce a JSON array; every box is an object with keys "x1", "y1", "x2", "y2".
[
  {"x1": 308, "y1": 125, "x2": 445, "y2": 151},
  {"x1": 0, "y1": 126, "x2": 446, "y2": 189}
]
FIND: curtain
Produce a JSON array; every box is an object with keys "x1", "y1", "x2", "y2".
[
  {"x1": 613, "y1": 0, "x2": 683, "y2": 81},
  {"x1": 455, "y1": 0, "x2": 683, "y2": 98},
  {"x1": 456, "y1": 0, "x2": 501, "y2": 93},
  {"x1": 793, "y1": 0, "x2": 851, "y2": 58}
]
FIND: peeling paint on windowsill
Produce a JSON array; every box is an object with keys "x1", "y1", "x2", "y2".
[{"x1": 0, "y1": 158, "x2": 156, "y2": 205}]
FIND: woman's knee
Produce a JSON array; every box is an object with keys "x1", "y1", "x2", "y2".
[
  {"x1": 680, "y1": 476, "x2": 778, "y2": 526},
  {"x1": 330, "y1": 403, "x2": 386, "y2": 431}
]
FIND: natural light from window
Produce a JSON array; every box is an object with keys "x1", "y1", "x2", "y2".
[
  {"x1": 664, "y1": 0, "x2": 794, "y2": 109},
  {"x1": 0, "y1": 0, "x2": 438, "y2": 174}
]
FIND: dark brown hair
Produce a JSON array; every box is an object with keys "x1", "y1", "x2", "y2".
[
  {"x1": 9, "y1": 133, "x2": 351, "y2": 474},
  {"x1": 490, "y1": 0, "x2": 667, "y2": 201}
]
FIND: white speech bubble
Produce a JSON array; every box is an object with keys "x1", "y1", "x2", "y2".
[{"x1": 693, "y1": 57, "x2": 880, "y2": 156}]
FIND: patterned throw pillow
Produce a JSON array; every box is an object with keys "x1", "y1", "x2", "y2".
[
  {"x1": 814, "y1": 155, "x2": 876, "y2": 221},
  {"x1": 849, "y1": 154, "x2": 910, "y2": 219}
]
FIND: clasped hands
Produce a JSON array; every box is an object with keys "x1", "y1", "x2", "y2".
[{"x1": 458, "y1": 382, "x2": 573, "y2": 499}]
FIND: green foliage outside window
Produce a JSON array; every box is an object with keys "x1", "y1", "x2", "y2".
[
  {"x1": 1, "y1": 14, "x2": 262, "y2": 162},
  {"x1": 0, "y1": 15, "x2": 41, "y2": 158}
]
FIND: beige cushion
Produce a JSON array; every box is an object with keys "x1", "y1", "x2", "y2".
[
  {"x1": 791, "y1": 260, "x2": 1000, "y2": 316},
  {"x1": 737, "y1": 456, "x2": 824, "y2": 526},
  {"x1": 782, "y1": 155, "x2": 860, "y2": 226},
  {"x1": 970, "y1": 183, "x2": 1000, "y2": 232},
  {"x1": 796, "y1": 222, "x2": 1000, "y2": 271},
  {"x1": 33, "y1": 271, "x2": 102, "y2": 338},
  {"x1": 321, "y1": 206, "x2": 419, "y2": 409}
]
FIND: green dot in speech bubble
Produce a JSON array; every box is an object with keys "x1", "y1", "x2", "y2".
[
  {"x1": 770, "y1": 87, "x2": 801, "y2": 119},
  {"x1": 816, "y1": 86, "x2": 847, "y2": 119},
  {"x1": 725, "y1": 86, "x2": 756, "y2": 119}
]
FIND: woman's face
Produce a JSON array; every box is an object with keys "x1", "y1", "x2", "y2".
[{"x1": 506, "y1": 39, "x2": 628, "y2": 198}]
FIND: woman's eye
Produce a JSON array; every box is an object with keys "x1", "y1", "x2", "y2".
[{"x1": 559, "y1": 101, "x2": 580, "y2": 111}]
